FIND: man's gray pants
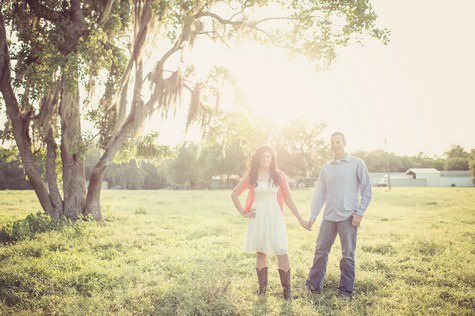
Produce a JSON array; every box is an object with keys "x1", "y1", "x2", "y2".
[{"x1": 306, "y1": 216, "x2": 358, "y2": 295}]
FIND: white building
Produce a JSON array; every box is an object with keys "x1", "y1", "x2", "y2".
[
  {"x1": 371, "y1": 168, "x2": 474, "y2": 187},
  {"x1": 406, "y1": 168, "x2": 441, "y2": 186}
]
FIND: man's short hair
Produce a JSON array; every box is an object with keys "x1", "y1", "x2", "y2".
[{"x1": 331, "y1": 132, "x2": 346, "y2": 142}]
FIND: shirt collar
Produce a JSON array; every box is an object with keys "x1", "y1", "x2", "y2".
[{"x1": 332, "y1": 153, "x2": 351, "y2": 164}]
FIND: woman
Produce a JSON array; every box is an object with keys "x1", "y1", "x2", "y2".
[{"x1": 231, "y1": 145, "x2": 309, "y2": 299}]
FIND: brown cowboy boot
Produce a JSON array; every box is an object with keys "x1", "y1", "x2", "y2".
[
  {"x1": 278, "y1": 268, "x2": 291, "y2": 300},
  {"x1": 256, "y1": 267, "x2": 268, "y2": 295}
]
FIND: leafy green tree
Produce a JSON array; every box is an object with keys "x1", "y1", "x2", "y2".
[
  {"x1": 0, "y1": 0, "x2": 388, "y2": 219},
  {"x1": 169, "y1": 142, "x2": 200, "y2": 188},
  {"x1": 142, "y1": 161, "x2": 168, "y2": 189},
  {"x1": 272, "y1": 119, "x2": 330, "y2": 180},
  {"x1": 88, "y1": 133, "x2": 172, "y2": 188},
  {"x1": 444, "y1": 145, "x2": 469, "y2": 170},
  {"x1": 200, "y1": 111, "x2": 268, "y2": 184},
  {"x1": 196, "y1": 144, "x2": 225, "y2": 187},
  {"x1": 353, "y1": 150, "x2": 387, "y2": 172},
  {"x1": 136, "y1": 132, "x2": 173, "y2": 164},
  {"x1": 109, "y1": 160, "x2": 148, "y2": 189},
  {"x1": 353, "y1": 150, "x2": 447, "y2": 172},
  {"x1": 0, "y1": 147, "x2": 31, "y2": 189},
  {"x1": 432, "y1": 159, "x2": 445, "y2": 171},
  {"x1": 220, "y1": 142, "x2": 247, "y2": 179}
]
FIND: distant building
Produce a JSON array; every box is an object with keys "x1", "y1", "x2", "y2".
[
  {"x1": 210, "y1": 175, "x2": 240, "y2": 189},
  {"x1": 370, "y1": 168, "x2": 474, "y2": 187},
  {"x1": 378, "y1": 172, "x2": 424, "y2": 187},
  {"x1": 405, "y1": 168, "x2": 441, "y2": 186}
]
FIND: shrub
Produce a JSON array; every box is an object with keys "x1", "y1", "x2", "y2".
[
  {"x1": 134, "y1": 207, "x2": 147, "y2": 215},
  {"x1": 0, "y1": 212, "x2": 92, "y2": 244}
]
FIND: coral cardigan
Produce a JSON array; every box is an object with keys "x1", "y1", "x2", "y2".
[{"x1": 232, "y1": 170, "x2": 291, "y2": 212}]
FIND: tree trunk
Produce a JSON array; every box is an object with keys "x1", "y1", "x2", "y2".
[
  {"x1": 85, "y1": 163, "x2": 106, "y2": 220},
  {"x1": 0, "y1": 12, "x2": 56, "y2": 216},
  {"x1": 85, "y1": 56, "x2": 146, "y2": 219},
  {"x1": 45, "y1": 128, "x2": 63, "y2": 217},
  {"x1": 85, "y1": 103, "x2": 145, "y2": 219},
  {"x1": 59, "y1": 76, "x2": 86, "y2": 220}
]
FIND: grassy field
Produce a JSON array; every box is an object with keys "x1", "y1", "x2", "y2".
[{"x1": 0, "y1": 188, "x2": 474, "y2": 315}]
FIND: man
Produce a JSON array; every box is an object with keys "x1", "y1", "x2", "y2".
[{"x1": 306, "y1": 132, "x2": 372, "y2": 299}]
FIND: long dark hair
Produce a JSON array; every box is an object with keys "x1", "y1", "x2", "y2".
[{"x1": 248, "y1": 145, "x2": 280, "y2": 187}]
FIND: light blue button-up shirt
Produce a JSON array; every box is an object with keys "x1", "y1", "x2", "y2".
[{"x1": 310, "y1": 154, "x2": 372, "y2": 222}]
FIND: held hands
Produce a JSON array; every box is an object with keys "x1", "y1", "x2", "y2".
[
  {"x1": 298, "y1": 217, "x2": 311, "y2": 231},
  {"x1": 308, "y1": 219, "x2": 315, "y2": 230},
  {"x1": 305, "y1": 218, "x2": 315, "y2": 231},
  {"x1": 241, "y1": 209, "x2": 256, "y2": 218}
]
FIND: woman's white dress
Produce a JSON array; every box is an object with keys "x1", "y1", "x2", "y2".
[{"x1": 243, "y1": 181, "x2": 288, "y2": 255}]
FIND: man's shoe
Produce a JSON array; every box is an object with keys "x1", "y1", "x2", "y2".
[
  {"x1": 338, "y1": 291, "x2": 352, "y2": 300},
  {"x1": 305, "y1": 286, "x2": 321, "y2": 294}
]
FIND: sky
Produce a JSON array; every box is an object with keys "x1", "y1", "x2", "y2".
[
  {"x1": 150, "y1": 0, "x2": 475, "y2": 157},
  {"x1": 1, "y1": 1, "x2": 473, "y2": 157}
]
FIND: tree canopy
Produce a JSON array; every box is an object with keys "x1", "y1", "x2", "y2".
[{"x1": 0, "y1": 0, "x2": 388, "y2": 220}]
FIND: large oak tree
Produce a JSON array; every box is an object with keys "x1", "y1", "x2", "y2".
[{"x1": 0, "y1": 0, "x2": 388, "y2": 220}]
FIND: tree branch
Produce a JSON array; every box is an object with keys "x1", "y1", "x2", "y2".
[
  {"x1": 183, "y1": 83, "x2": 193, "y2": 93},
  {"x1": 195, "y1": 11, "x2": 243, "y2": 26},
  {"x1": 195, "y1": 11, "x2": 304, "y2": 51},
  {"x1": 109, "y1": 1, "x2": 152, "y2": 132},
  {"x1": 253, "y1": 26, "x2": 301, "y2": 52},
  {"x1": 158, "y1": 35, "x2": 184, "y2": 68},
  {"x1": 144, "y1": 34, "x2": 185, "y2": 111},
  {"x1": 25, "y1": 0, "x2": 62, "y2": 24},
  {"x1": 199, "y1": 31, "x2": 231, "y2": 48},
  {"x1": 35, "y1": 80, "x2": 61, "y2": 132},
  {"x1": 252, "y1": 16, "x2": 300, "y2": 26},
  {"x1": 99, "y1": 0, "x2": 116, "y2": 26},
  {"x1": 70, "y1": 0, "x2": 87, "y2": 26}
]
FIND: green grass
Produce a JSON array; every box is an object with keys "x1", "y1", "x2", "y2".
[{"x1": 0, "y1": 188, "x2": 474, "y2": 315}]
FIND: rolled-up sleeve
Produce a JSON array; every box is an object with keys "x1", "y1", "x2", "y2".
[{"x1": 356, "y1": 160, "x2": 372, "y2": 217}]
